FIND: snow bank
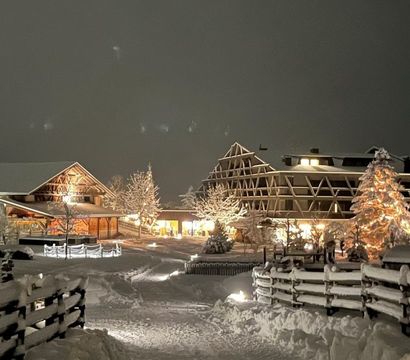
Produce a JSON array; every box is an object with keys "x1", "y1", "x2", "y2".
[
  {"x1": 25, "y1": 328, "x2": 132, "y2": 360},
  {"x1": 210, "y1": 301, "x2": 410, "y2": 360}
]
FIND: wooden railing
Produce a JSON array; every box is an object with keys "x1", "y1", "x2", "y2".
[
  {"x1": 0, "y1": 274, "x2": 88, "y2": 359},
  {"x1": 44, "y1": 243, "x2": 122, "y2": 258},
  {"x1": 252, "y1": 264, "x2": 410, "y2": 335}
]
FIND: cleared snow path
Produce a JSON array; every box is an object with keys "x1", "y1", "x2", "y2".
[{"x1": 85, "y1": 251, "x2": 290, "y2": 360}]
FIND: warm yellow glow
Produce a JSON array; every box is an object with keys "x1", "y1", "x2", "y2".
[
  {"x1": 62, "y1": 195, "x2": 73, "y2": 204},
  {"x1": 310, "y1": 158, "x2": 320, "y2": 166},
  {"x1": 228, "y1": 290, "x2": 247, "y2": 302},
  {"x1": 300, "y1": 158, "x2": 310, "y2": 166}
]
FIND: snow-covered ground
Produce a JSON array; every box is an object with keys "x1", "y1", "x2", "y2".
[{"x1": 6, "y1": 240, "x2": 410, "y2": 360}]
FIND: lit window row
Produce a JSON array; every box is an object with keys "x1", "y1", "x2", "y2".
[{"x1": 300, "y1": 158, "x2": 320, "y2": 166}]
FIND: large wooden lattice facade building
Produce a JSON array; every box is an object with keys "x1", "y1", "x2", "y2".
[
  {"x1": 0, "y1": 161, "x2": 122, "y2": 239},
  {"x1": 199, "y1": 142, "x2": 410, "y2": 220}
]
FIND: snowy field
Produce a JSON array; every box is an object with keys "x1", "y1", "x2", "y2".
[{"x1": 5, "y1": 240, "x2": 410, "y2": 360}]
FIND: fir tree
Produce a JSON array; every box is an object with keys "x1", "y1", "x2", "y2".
[
  {"x1": 202, "y1": 220, "x2": 233, "y2": 254},
  {"x1": 179, "y1": 186, "x2": 197, "y2": 209},
  {"x1": 351, "y1": 148, "x2": 410, "y2": 256}
]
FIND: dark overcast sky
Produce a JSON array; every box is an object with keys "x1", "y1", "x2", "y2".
[{"x1": 0, "y1": 1, "x2": 409, "y2": 202}]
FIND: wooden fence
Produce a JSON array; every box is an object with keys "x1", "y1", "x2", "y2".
[
  {"x1": 185, "y1": 261, "x2": 261, "y2": 276},
  {"x1": 44, "y1": 243, "x2": 122, "y2": 259},
  {"x1": 0, "y1": 274, "x2": 88, "y2": 359},
  {"x1": 252, "y1": 264, "x2": 410, "y2": 335}
]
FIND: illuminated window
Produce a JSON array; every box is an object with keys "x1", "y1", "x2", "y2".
[
  {"x1": 300, "y1": 158, "x2": 310, "y2": 166},
  {"x1": 310, "y1": 159, "x2": 319, "y2": 166}
]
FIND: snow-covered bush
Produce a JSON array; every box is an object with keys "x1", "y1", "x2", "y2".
[
  {"x1": 346, "y1": 245, "x2": 368, "y2": 262},
  {"x1": 202, "y1": 221, "x2": 234, "y2": 254}
]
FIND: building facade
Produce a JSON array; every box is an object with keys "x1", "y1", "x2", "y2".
[
  {"x1": 199, "y1": 142, "x2": 410, "y2": 221},
  {"x1": 0, "y1": 161, "x2": 122, "y2": 240}
]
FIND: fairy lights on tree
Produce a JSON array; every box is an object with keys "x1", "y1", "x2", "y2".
[
  {"x1": 125, "y1": 165, "x2": 161, "y2": 238},
  {"x1": 195, "y1": 184, "x2": 246, "y2": 228},
  {"x1": 351, "y1": 148, "x2": 410, "y2": 256}
]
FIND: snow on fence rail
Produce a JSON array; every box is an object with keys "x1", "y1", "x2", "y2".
[
  {"x1": 44, "y1": 243, "x2": 122, "y2": 259},
  {"x1": 252, "y1": 264, "x2": 410, "y2": 335},
  {"x1": 0, "y1": 274, "x2": 88, "y2": 359},
  {"x1": 185, "y1": 262, "x2": 261, "y2": 276}
]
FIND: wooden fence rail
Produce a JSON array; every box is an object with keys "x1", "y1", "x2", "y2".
[
  {"x1": 0, "y1": 274, "x2": 88, "y2": 359},
  {"x1": 44, "y1": 243, "x2": 122, "y2": 259},
  {"x1": 252, "y1": 264, "x2": 410, "y2": 335}
]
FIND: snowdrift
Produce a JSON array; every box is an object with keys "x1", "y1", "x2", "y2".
[
  {"x1": 210, "y1": 300, "x2": 410, "y2": 360},
  {"x1": 25, "y1": 328, "x2": 132, "y2": 360}
]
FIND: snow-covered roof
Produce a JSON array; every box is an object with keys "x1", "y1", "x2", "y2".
[
  {"x1": 382, "y1": 245, "x2": 410, "y2": 264},
  {"x1": 0, "y1": 197, "x2": 123, "y2": 218},
  {"x1": 279, "y1": 164, "x2": 363, "y2": 174}
]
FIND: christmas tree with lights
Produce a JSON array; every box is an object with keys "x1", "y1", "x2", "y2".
[{"x1": 351, "y1": 148, "x2": 410, "y2": 256}]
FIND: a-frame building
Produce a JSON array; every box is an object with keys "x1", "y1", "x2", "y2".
[
  {"x1": 199, "y1": 142, "x2": 410, "y2": 220},
  {"x1": 0, "y1": 161, "x2": 122, "y2": 239}
]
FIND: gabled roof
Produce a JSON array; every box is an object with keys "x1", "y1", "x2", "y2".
[
  {"x1": 0, "y1": 197, "x2": 123, "y2": 218},
  {"x1": 0, "y1": 161, "x2": 110, "y2": 196}
]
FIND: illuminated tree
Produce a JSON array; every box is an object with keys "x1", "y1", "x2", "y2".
[
  {"x1": 125, "y1": 165, "x2": 161, "y2": 238},
  {"x1": 351, "y1": 148, "x2": 410, "y2": 256},
  {"x1": 273, "y1": 218, "x2": 305, "y2": 255},
  {"x1": 103, "y1": 175, "x2": 126, "y2": 212},
  {"x1": 236, "y1": 211, "x2": 272, "y2": 253},
  {"x1": 49, "y1": 200, "x2": 79, "y2": 260},
  {"x1": 195, "y1": 184, "x2": 246, "y2": 228}
]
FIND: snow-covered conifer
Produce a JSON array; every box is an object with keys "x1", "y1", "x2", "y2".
[
  {"x1": 179, "y1": 186, "x2": 197, "y2": 209},
  {"x1": 351, "y1": 148, "x2": 410, "y2": 256}
]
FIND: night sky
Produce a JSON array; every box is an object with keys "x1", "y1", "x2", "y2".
[{"x1": 0, "y1": 1, "x2": 409, "y2": 202}]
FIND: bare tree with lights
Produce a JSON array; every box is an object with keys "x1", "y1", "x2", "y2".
[
  {"x1": 236, "y1": 211, "x2": 275, "y2": 253},
  {"x1": 195, "y1": 184, "x2": 246, "y2": 228},
  {"x1": 125, "y1": 165, "x2": 161, "y2": 238},
  {"x1": 49, "y1": 200, "x2": 79, "y2": 260},
  {"x1": 103, "y1": 175, "x2": 127, "y2": 212},
  {"x1": 351, "y1": 148, "x2": 410, "y2": 257}
]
